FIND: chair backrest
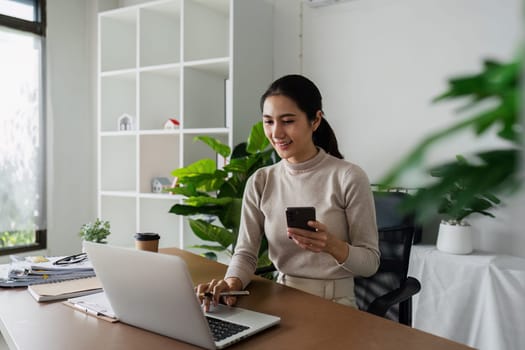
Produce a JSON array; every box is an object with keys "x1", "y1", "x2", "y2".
[{"x1": 354, "y1": 190, "x2": 419, "y2": 325}]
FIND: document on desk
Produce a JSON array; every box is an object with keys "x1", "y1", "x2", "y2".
[
  {"x1": 64, "y1": 291, "x2": 119, "y2": 323},
  {"x1": 1, "y1": 255, "x2": 96, "y2": 287},
  {"x1": 28, "y1": 276, "x2": 103, "y2": 302}
]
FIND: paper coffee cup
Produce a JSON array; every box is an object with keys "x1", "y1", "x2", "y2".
[{"x1": 134, "y1": 232, "x2": 160, "y2": 252}]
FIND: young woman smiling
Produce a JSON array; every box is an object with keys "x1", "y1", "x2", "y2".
[{"x1": 197, "y1": 75, "x2": 379, "y2": 310}]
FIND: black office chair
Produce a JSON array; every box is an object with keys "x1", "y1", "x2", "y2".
[{"x1": 354, "y1": 190, "x2": 421, "y2": 326}]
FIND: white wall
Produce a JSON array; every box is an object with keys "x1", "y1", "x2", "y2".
[
  {"x1": 272, "y1": 0, "x2": 524, "y2": 256},
  {"x1": 45, "y1": 0, "x2": 97, "y2": 256}
]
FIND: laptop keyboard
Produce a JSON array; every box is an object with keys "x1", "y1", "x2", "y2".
[{"x1": 206, "y1": 316, "x2": 249, "y2": 341}]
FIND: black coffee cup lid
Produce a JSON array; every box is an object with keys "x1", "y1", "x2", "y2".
[{"x1": 134, "y1": 232, "x2": 160, "y2": 241}]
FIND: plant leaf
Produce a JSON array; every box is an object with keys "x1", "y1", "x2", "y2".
[
  {"x1": 172, "y1": 158, "x2": 217, "y2": 178},
  {"x1": 194, "y1": 135, "x2": 231, "y2": 158},
  {"x1": 167, "y1": 185, "x2": 206, "y2": 197},
  {"x1": 169, "y1": 204, "x2": 223, "y2": 217},
  {"x1": 185, "y1": 196, "x2": 233, "y2": 207},
  {"x1": 246, "y1": 121, "x2": 270, "y2": 154},
  {"x1": 399, "y1": 148, "x2": 518, "y2": 223},
  {"x1": 217, "y1": 198, "x2": 242, "y2": 231},
  {"x1": 189, "y1": 219, "x2": 234, "y2": 248}
]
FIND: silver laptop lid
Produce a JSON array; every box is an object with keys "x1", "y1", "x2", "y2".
[
  {"x1": 84, "y1": 242, "x2": 216, "y2": 349},
  {"x1": 84, "y1": 242, "x2": 280, "y2": 350}
]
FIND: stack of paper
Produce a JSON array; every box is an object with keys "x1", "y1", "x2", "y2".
[{"x1": 0, "y1": 255, "x2": 96, "y2": 287}]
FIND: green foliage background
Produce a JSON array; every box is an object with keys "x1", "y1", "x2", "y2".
[
  {"x1": 169, "y1": 122, "x2": 278, "y2": 266},
  {"x1": 383, "y1": 58, "x2": 522, "y2": 222}
]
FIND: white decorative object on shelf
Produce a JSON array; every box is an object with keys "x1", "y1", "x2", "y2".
[
  {"x1": 117, "y1": 113, "x2": 133, "y2": 131},
  {"x1": 163, "y1": 118, "x2": 180, "y2": 130},
  {"x1": 151, "y1": 177, "x2": 172, "y2": 193}
]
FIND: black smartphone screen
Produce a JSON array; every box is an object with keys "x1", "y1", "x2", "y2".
[{"x1": 286, "y1": 207, "x2": 316, "y2": 232}]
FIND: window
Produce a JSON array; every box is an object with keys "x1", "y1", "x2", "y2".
[{"x1": 0, "y1": 0, "x2": 46, "y2": 254}]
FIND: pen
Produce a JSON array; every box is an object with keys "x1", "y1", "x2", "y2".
[
  {"x1": 200, "y1": 291, "x2": 250, "y2": 298},
  {"x1": 73, "y1": 303, "x2": 99, "y2": 317}
]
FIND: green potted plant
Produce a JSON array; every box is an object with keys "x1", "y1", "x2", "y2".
[
  {"x1": 382, "y1": 58, "x2": 522, "y2": 246},
  {"x1": 413, "y1": 155, "x2": 502, "y2": 254},
  {"x1": 168, "y1": 122, "x2": 278, "y2": 267},
  {"x1": 79, "y1": 218, "x2": 111, "y2": 244}
]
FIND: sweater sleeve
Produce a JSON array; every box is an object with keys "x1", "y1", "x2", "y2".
[
  {"x1": 338, "y1": 166, "x2": 380, "y2": 277},
  {"x1": 224, "y1": 172, "x2": 265, "y2": 288}
]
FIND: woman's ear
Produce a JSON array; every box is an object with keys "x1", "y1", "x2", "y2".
[{"x1": 312, "y1": 111, "x2": 323, "y2": 131}]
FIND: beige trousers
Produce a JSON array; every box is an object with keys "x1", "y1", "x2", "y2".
[{"x1": 277, "y1": 273, "x2": 357, "y2": 308}]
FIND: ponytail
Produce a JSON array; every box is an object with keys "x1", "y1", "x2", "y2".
[{"x1": 314, "y1": 117, "x2": 343, "y2": 159}]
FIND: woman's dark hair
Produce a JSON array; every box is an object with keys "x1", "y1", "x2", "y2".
[{"x1": 260, "y1": 74, "x2": 343, "y2": 159}]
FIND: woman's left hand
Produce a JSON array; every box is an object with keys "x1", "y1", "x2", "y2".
[{"x1": 287, "y1": 220, "x2": 349, "y2": 263}]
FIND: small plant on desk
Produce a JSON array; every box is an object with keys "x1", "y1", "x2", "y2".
[{"x1": 79, "y1": 218, "x2": 111, "y2": 243}]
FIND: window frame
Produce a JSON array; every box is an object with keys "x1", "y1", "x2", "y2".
[{"x1": 0, "y1": 0, "x2": 47, "y2": 255}]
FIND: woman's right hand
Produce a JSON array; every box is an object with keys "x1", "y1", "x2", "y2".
[{"x1": 195, "y1": 277, "x2": 243, "y2": 311}]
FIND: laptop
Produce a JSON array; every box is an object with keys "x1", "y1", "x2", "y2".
[{"x1": 83, "y1": 242, "x2": 280, "y2": 349}]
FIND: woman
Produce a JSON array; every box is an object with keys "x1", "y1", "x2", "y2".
[{"x1": 197, "y1": 75, "x2": 379, "y2": 310}]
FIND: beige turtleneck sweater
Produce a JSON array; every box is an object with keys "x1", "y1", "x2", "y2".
[{"x1": 225, "y1": 148, "x2": 380, "y2": 288}]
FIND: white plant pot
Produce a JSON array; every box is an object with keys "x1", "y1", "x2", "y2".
[{"x1": 436, "y1": 222, "x2": 473, "y2": 254}]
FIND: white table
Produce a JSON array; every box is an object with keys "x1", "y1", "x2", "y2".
[{"x1": 409, "y1": 245, "x2": 525, "y2": 350}]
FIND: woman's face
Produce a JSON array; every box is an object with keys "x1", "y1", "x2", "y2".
[{"x1": 262, "y1": 95, "x2": 321, "y2": 164}]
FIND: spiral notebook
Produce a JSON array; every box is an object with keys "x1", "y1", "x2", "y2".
[{"x1": 27, "y1": 276, "x2": 102, "y2": 302}]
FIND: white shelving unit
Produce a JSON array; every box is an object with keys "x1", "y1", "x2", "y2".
[{"x1": 97, "y1": 0, "x2": 272, "y2": 250}]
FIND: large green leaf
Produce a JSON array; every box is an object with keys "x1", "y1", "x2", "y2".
[
  {"x1": 223, "y1": 154, "x2": 261, "y2": 173},
  {"x1": 169, "y1": 204, "x2": 223, "y2": 217},
  {"x1": 172, "y1": 158, "x2": 217, "y2": 178},
  {"x1": 167, "y1": 185, "x2": 206, "y2": 197},
  {"x1": 174, "y1": 171, "x2": 228, "y2": 192},
  {"x1": 382, "y1": 58, "x2": 521, "y2": 188},
  {"x1": 185, "y1": 196, "x2": 233, "y2": 207},
  {"x1": 218, "y1": 173, "x2": 246, "y2": 199},
  {"x1": 169, "y1": 122, "x2": 278, "y2": 269},
  {"x1": 217, "y1": 198, "x2": 242, "y2": 232},
  {"x1": 246, "y1": 121, "x2": 270, "y2": 154},
  {"x1": 194, "y1": 135, "x2": 231, "y2": 158},
  {"x1": 189, "y1": 219, "x2": 234, "y2": 248},
  {"x1": 399, "y1": 149, "x2": 518, "y2": 222},
  {"x1": 433, "y1": 59, "x2": 519, "y2": 102}
]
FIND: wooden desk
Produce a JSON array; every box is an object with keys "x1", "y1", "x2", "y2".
[{"x1": 0, "y1": 248, "x2": 473, "y2": 350}]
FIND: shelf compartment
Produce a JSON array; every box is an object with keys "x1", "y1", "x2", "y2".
[
  {"x1": 139, "y1": 67, "x2": 181, "y2": 130},
  {"x1": 183, "y1": 65, "x2": 229, "y2": 129},
  {"x1": 139, "y1": 134, "x2": 180, "y2": 194},
  {"x1": 100, "y1": 72, "x2": 137, "y2": 132},
  {"x1": 139, "y1": 1, "x2": 181, "y2": 67},
  {"x1": 100, "y1": 9, "x2": 137, "y2": 72},
  {"x1": 139, "y1": 197, "x2": 181, "y2": 248},
  {"x1": 183, "y1": 0, "x2": 229, "y2": 61},
  {"x1": 101, "y1": 196, "x2": 136, "y2": 247},
  {"x1": 182, "y1": 132, "x2": 228, "y2": 167},
  {"x1": 101, "y1": 136, "x2": 136, "y2": 191}
]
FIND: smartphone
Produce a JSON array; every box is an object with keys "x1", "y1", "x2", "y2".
[{"x1": 286, "y1": 207, "x2": 316, "y2": 232}]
